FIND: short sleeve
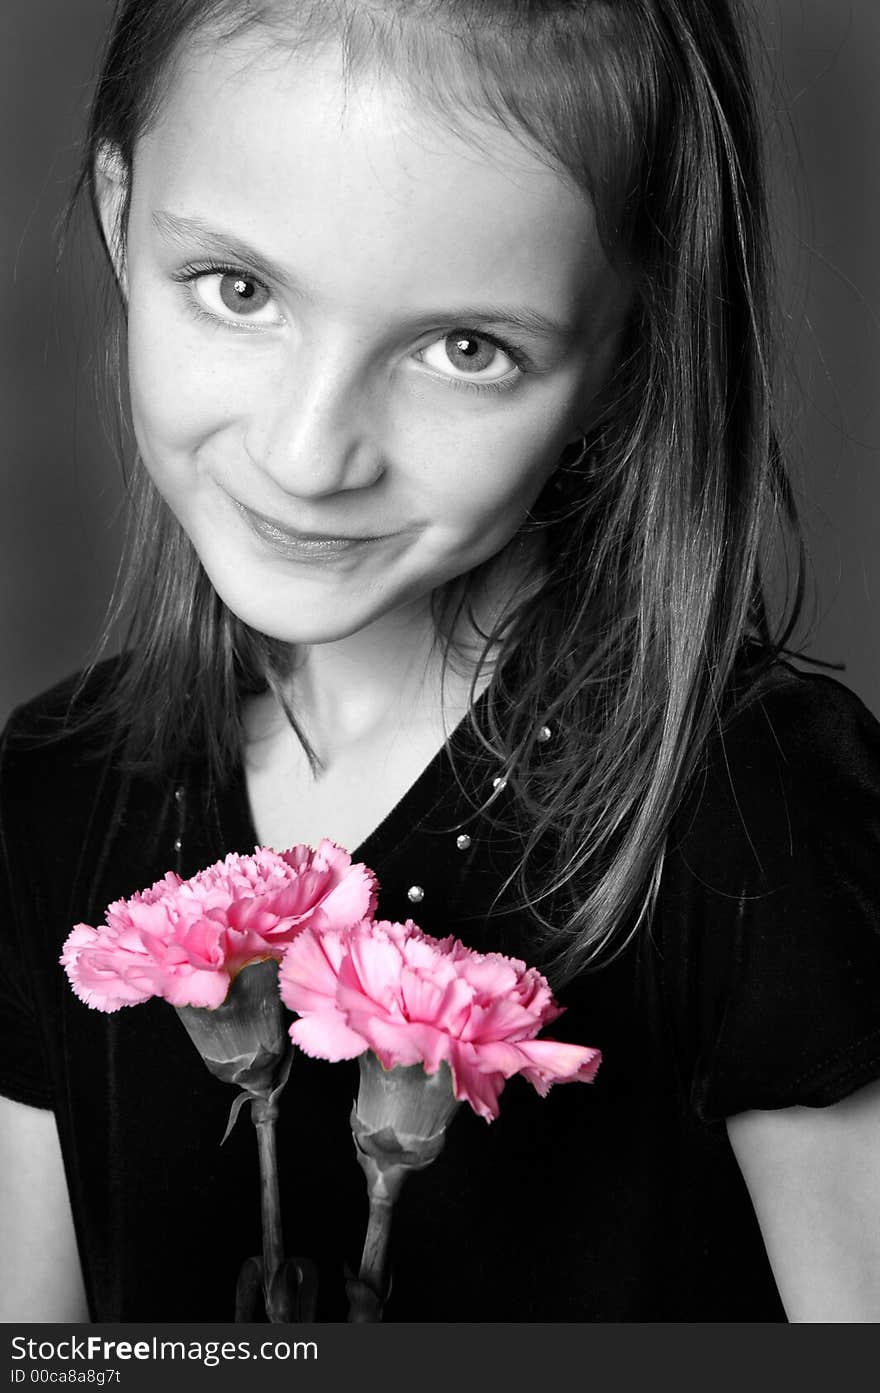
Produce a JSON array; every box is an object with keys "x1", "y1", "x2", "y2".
[
  {"x1": 0, "y1": 716, "x2": 54, "y2": 1108},
  {"x1": 658, "y1": 663, "x2": 880, "y2": 1123}
]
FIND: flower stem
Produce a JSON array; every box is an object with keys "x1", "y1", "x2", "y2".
[
  {"x1": 251, "y1": 1093, "x2": 288, "y2": 1321},
  {"x1": 347, "y1": 1160, "x2": 407, "y2": 1321},
  {"x1": 358, "y1": 1184, "x2": 394, "y2": 1298}
]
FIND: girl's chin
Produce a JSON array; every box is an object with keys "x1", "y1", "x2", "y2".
[
  {"x1": 210, "y1": 584, "x2": 436, "y2": 648},
  {"x1": 226, "y1": 610, "x2": 387, "y2": 646}
]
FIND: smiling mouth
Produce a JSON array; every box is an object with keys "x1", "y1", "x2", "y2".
[{"x1": 229, "y1": 497, "x2": 385, "y2": 559}]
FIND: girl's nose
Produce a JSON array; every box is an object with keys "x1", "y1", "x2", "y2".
[{"x1": 244, "y1": 351, "x2": 386, "y2": 499}]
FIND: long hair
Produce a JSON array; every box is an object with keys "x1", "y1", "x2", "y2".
[{"x1": 67, "y1": 0, "x2": 808, "y2": 983}]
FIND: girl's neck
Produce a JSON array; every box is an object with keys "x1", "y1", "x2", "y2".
[
  {"x1": 249, "y1": 541, "x2": 540, "y2": 766},
  {"x1": 290, "y1": 602, "x2": 462, "y2": 753}
]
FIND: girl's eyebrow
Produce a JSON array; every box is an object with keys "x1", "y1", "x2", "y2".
[
  {"x1": 152, "y1": 210, "x2": 306, "y2": 294},
  {"x1": 152, "y1": 208, "x2": 575, "y2": 342}
]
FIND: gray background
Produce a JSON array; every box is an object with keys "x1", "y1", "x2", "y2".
[{"x1": 2, "y1": 0, "x2": 878, "y2": 725}]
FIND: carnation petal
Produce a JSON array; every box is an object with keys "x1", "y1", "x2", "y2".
[
  {"x1": 63, "y1": 966, "x2": 155, "y2": 1013},
  {"x1": 507, "y1": 1038, "x2": 603, "y2": 1090},
  {"x1": 159, "y1": 969, "x2": 231, "y2": 1011},
  {"x1": 447, "y1": 1043, "x2": 506, "y2": 1122},
  {"x1": 397, "y1": 965, "x2": 473, "y2": 1037},
  {"x1": 122, "y1": 897, "x2": 178, "y2": 943},
  {"x1": 340, "y1": 925, "x2": 408, "y2": 1017},
  {"x1": 61, "y1": 927, "x2": 159, "y2": 1012},
  {"x1": 313, "y1": 860, "x2": 378, "y2": 928},
  {"x1": 289, "y1": 1011, "x2": 368, "y2": 1061},
  {"x1": 60, "y1": 846, "x2": 330, "y2": 1013},
  {"x1": 473, "y1": 1038, "x2": 602, "y2": 1091},
  {"x1": 454, "y1": 951, "x2": 522, "y2": 998},
  {"x1": 278, "y1": 925, "x2": 348, "y2": 1014},
  {"x1": 460, "y1": 992, "x2": 556, "y2": 1044},
  {"x1": 350, "y1": 1015, "x2": 450, "y2": 1074}
]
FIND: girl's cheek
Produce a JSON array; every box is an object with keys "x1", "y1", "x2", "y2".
[
  {"x1": 394, "y1": 385, "x2": 565, "y2": 494},
  {"x1": 127, "y1": 302, "x2": 240, "y2": 457},
  {"x1": 437, "y1": 419, "x2": 563, "y2": 512}
]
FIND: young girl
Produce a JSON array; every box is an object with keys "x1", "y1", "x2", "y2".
[{"x1": 2, "y1": 0, "x2": 879, "y2": 1324}]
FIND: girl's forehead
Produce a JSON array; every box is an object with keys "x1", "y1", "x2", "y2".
[{"x1": 132, "y1": 32, "x2": 622, "y2": 329}]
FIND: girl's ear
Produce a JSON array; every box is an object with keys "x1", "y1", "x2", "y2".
[{"x1": 93, "y1": 140, "x2": 129, "y2": 296}]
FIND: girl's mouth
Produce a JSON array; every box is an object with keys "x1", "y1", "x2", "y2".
[{"x1": 229, "y1": 496, "x2": 385, "y2": 561}]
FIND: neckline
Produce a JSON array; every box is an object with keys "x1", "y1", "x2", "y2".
[{"x1": 222, "y1": 682, "x2": 493, "y2": 867}]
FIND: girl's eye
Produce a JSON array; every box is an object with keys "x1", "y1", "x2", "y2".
[
  {"x1": 190, "y1": 271, "x2": 282, "y2": 326},
  {"x1": 418, "y1": 331, "x2": 518, "y2": 384}
]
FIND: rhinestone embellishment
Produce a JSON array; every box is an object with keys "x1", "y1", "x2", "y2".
[
  {"x1": 492, "y1": 775, "x2": 507, "y2": 791},
  {"x1": 537, "y1": 724, "x2": 552, "y2": 743},
  {"x1": 456, "y1": 833, "x2": 472, "y2": 851},
  {"x1": 407, "y1": 885, "x2": 425, "y2": 904},
  {"x1": 173, "y1": 837, "x2": 183, "y2": 852}
]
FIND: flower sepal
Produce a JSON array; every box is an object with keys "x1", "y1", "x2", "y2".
[
  {"x1": 175, "y1": 958, "x2": 289, "y2": 1097},
  {"x1": 350, "y1": 1054, "x2": 462, "y2": 1202},
  {"x1": 350, "y1": 1107, "x2": 448, "y2": 1204},
  {"x1": 355, "y1": 1052, "x2": 462, "y2": 1140},
  {"x1": 222, "y1": 1049, "x2": 294, "y2": 1146}
]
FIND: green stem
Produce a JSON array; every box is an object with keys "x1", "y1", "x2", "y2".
[
  {"x1": 358, "y1": 1184, "x2": 394, "y2": 1298},
  {"x1": 251, "y1": 1094, "x2": 287, "y2": 1321}
]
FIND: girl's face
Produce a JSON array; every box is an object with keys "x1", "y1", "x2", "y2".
[{"x1": 108, "y1": 34, "x2": 628, "y2": 646}]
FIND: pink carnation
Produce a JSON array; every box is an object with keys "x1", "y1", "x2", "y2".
[
  {"x1": 61, "y1": 841, "x2": 377, "y2": 1013},
  {"x1": 278, "y1": 918, "x2": 601, "y2": 1122}
]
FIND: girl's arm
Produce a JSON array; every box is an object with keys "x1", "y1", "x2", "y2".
[
  {"x1": 0, "y1": 1094, "x2": 90, "y2": 1322},
  {"x1": 726, "y1": 1076, "x2": 880, "y2": 1321}
]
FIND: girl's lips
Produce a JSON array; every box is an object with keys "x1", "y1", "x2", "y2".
[{"x1": 229, "y1": 496, "x2": 385, "y2": 560}]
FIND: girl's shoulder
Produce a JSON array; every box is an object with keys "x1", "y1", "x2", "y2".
[
  {"x1": 659, "y1": 647, "x2": 880, "y2": 1121},
  {"x1": 2, "y1": 655, "x2": 127, "y2": 745},
  {"x1": 0, "y1": 656, "x2": 132, "y2": 817},
  {"x1": 673, "y1": 646, "x2": 880, "y2": 872},
  {"x1": 725, "y1": 643, "x2": 880, "y2": 757},
  {"x1": 1, "y1": 658, "x2": 178, "y2": 957},
  {"x1": 4, "y1": 654, "x2": 125, "y2": 726}
]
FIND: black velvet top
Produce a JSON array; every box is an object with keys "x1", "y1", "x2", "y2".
[{"x1": 2, "y1": 651, "x2": 880, "y2": 1322}]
